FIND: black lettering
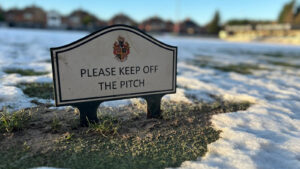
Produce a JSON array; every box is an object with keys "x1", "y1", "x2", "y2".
[
  {"x1": 112, "y1": 81, "x2": 117, "y2": 89},
  {"x1": 99, "y1": 81, "x2": 117, "y2": 90},
  {"x1": 136, "y1": 66, "x2": 140, "y2": 74},
  {"x1": 104, "y1": 81, "x2": 112, "y2": 90},
  {"x1": 119, "y1": 79, "x2": 145, "y2": 89},
  {"x1": 143, "y1": 66, "x2": 149, "y2": 73},
  {"x1": 111, "y1": 67, "x2": 116, "y2": 76},
  {"x1": 98, "y1": 82, "x2": 104, "y2": 90},
  {"x1": 125, "y1": 67, "x2": 130, "y2": 75},
  {"x1": 105, "y1": 67, "x2": 111, "y2": 76},
  {"x1": 133, "y1": 80, "x2": 139, "y2": 87},
  {"x1": 130, "y1": 66, "x2": 135, "y2": 74},
  {"x1": 93, "y1": 68, "x2": 97, "y2": 76},
  {"x1": 98, "y1": 68, "x2": 105, "y2": 76},
  {"x1": 120, "y1": 81, "x2": 125, "y2": 88},
  {"x1": 119, "y1": 67, "x2": 125, "y2": 75},
  {"x1": 81, "y1": 69, "x2": 86, "y2": 77},
  {"x1": 87, "y1": 69, "x2": 92, "y2": 77},
  {"x1": 139, "y1": 79, "x2": 145, "y2": 87},
  {"x1": 150, "y1": 66, "x2": 154, "y2": 73},
  {"x1": 132, "y1": 79, "x2": 145, "y2": 87}
]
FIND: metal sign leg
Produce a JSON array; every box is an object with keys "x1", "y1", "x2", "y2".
[
  {"x1": 75, "y1": 101, "x2": 101, "y2": 126},
  {"x1": 143, "y1": 94, "x2": 164, "y2": 119}
]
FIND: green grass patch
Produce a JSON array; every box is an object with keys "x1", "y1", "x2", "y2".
[
  {"x1": 0, "y1": 108, "x2": 34, "y2": 133},
  {"x1": 4, "y1": 68, "x2": 48, "y2": 76},
  {"x1": 50, "y1": 113, "x2": 62, "y2": 133},
  {"x1": 0, "y1": 100, "x2": 251, "y2": 169},
  {"x1": 17, "y1": 83, "x2": 53, "y2": 99},
  {"x1": 269, "y1": 61, "x2": 300, "y2": 69},
  {"x1": 262, "y1": 52, "x2": 290, "y2": 58},
  {"x1": 213, "y1": 64, "x2": 267, "y2": 74},
  {"x1": 88, "y1": 115, "x2": 120, "y2": 137},
  {"x1": 220, "y1": 49, "x2": 300, "y2": 58},
  {"x1": 186, "y1": 58, "x2": 268, "y2": 75},
  {"x1": 185, "y1": 58, "x2": 216, "y2": 68}
]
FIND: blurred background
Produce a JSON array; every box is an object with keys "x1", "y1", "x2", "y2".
[
  {"x1": 0, "y1": 0, "x2": 300, "y2": 44},
  {"x1": 1, "y1": 0, "x2": 300, "y2": 111}
]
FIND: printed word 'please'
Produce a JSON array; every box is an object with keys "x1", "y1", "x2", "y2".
[{"x1": 80, "y1": 65, "x2": 158, "y2": 77}]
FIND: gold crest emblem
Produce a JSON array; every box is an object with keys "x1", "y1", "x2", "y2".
[{"x1": 113, "y1": 36, "x2": 130, "y2": 62}]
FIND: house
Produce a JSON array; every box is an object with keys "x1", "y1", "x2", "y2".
[
  {"x1": 47, "y1": 10, "x2": 63, "y2": 28},
  {"x1": 225, "y1": 25, "x2": 253, "y2": 32},
  {"x1": 256, "y1": 24, "x2": 291, "y2": 31},
  {"x1": 66, "y1": 9, "x2": 106, "y2": 31},
  {"x1": 0, "y1": 6, "x2": 8, "y2": 27},
  {"x1": 139, "y1": 16, "x2": 166, "y2": 33},
  {"x1": 294, "y1": 6, "x2": 300, "y2": 25},
  {"x1": 109, "y1": 13, "x2": 137, "y2": 27},
  {"x1": 165, "y1": 20, "x2": 174, "y2": 33},
  {"x1": 176, "y1": 18, "x2": 200, "y2": 35},
  {"x1": 22, "y1": 5, "x2": 47, "y2": 28},
  {"x1": 5, "y1": 8, "x2": 23, "y2": 27},
  {"x1": 5, "y1": 5, "x2": 46, "y2": 28},
  {"x1": 67, "y1": 10, "x2": 83, "y2": 29}
]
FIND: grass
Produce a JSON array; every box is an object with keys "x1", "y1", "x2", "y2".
[
  {"x1": 17, "y1": 83, "x2": 53, "y2": 99},
  {"x1": 0, "y1": 108, "x2": 34, "y2": 133},
  {"x1": 51, "y1": 113, "x2": 61, "y2": 133},
  {"x1": 186, "y1": 58, "x2": 268, "y2": 75},
  {"x1": 87, "y1": 115, "x2": 120, "y2": 137},
  {"x1": 0, "y1": 100, "x2": 251, "y2": 169},
  {"x1": 4, "y1": 68, "x2": 48, "y2": 76},
  {"x1": 212, "y1": 64, "x2": 266, "y2": 75},
  {"x1": 185, "y1": 57, "x2": 218, "y2": 68},
  {"x1": 268, "y1": 61, "x2": 300, "y2": 69},
  {"x1": 220, "y1": 49, "x2": 300, "y2": 58}
]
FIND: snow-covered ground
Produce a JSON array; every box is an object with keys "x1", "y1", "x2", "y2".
[{"x1": 1, "y1": 28, "x2": 300, "y2": 169}]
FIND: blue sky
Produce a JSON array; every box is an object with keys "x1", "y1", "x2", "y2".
[{"x1": 0, "y1": 0, "x2": 295, "y2": 25}]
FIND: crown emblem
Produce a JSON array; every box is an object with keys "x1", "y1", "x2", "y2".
[{"x1": 113, "y1": 36, "x2": 130, "y2": 62}]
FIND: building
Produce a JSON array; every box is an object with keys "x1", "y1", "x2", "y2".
[
  {"x1": 5, "y1": 6, "x2": 46, "y2": 28},
  {"x1": 165, "y1": 20, "x2": 174, "y2": 33},
  {"x1": 256, "y1": 24, "x2": 291, "y2": 31},
  {"x1": 47, "y1": 10, "x2": 62, "y2": 28},
  {"x1": 109, "y1": 13, "x2": 137, "y2": 27},
  {"x1": 22, "y1": 5, "x2": 46, "y2": 28},
  {"x1": 219, "y1": 23, "x2": 300, "y2": 43},
  {"x1": 5, "y1": 8, "x2": 23, "y2": 27},
  {"x1": 225, "y1": 25, "x2": 253, "y2": 32},
  {"x1": 66, "y1": 9, "x2": 106, "y2": 31},
  {"x1": 176, "y1": 18, "x2": 201, "y2": 35},
  {"x1": 67, "y1": 10, "x2": 82, "y2": 29},
  {"x1": 294, "y1": 6, "x2": 300, "y2": 25},
  {"x1": 139, "y1": 16, "x2": 166, "y2": 33}
]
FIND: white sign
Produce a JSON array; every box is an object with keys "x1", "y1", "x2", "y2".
[{"x1": 51, "y1": 25, "x2": 177, "y2": 106}]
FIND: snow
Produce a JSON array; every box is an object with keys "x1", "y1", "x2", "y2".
[
  {"x1": 161, "y1": 36, "x2": 300, "y2": 169},
  {"x1": 1, "y1": 28, "x2": 300, "y2": 169}
]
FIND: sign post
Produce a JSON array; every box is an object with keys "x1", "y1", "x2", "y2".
[{"x1": 50, "y1": 25, "x2": 177, "y2": 126}]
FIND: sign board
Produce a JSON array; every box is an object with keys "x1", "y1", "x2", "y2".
[{"x1": 51, "y1": 25, "x2": 177, "y2": 106}]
